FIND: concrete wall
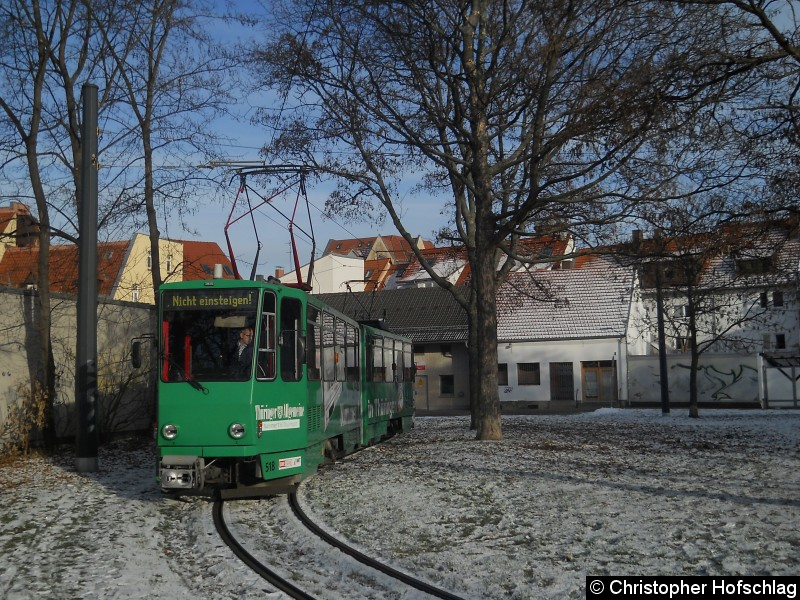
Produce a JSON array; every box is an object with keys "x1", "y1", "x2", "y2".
[
  {"x1": 627, "y1": 353, "x2": 760, "y2": 405},
  {"x1": 0, "y1": 288, "x2": 155, "y2": 440}
]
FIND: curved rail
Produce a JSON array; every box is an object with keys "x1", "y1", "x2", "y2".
[
  {"x1": 288, "y1": 492, "x2": 465, "y2": 600},
  {"x1": 212, "y1": 498, "x2": 316, "y2": 600}
]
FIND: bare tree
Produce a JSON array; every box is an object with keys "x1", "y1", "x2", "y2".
[
  {"x1": 630, "y1": 212, "x2": 796, "y2": 416},
  {"x1": 667, "y1": 1, "x2": 800, "y2": 209},
  {"x1": 0, "y1": 0, "x2": 108, "y2": 443},
  {"x1": 248, "y1": 0, "x2": 753, "y2": 439},
  {"x1": 0, "y1": 0, "x2": 237, "y2": 445},
  {"x1": 87, "y1": 0, "x2": 235, "y2": 294}
]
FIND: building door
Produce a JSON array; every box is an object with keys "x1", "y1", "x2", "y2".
[
  {"x1": 581, "y1": 361, "x2": 617, "y2": 403},
  {"x1": 549, "y1": 362, "x2": 574, "y2": 401},
  {"x1": 414, "y1": 374, "x2": 429, "y2": 410}
]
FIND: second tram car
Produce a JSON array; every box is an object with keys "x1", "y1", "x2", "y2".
[{"x1": 146, "y1": 277, "x2": 414, "y2": 497}]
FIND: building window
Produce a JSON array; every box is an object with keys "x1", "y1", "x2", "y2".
[
  {"x1": 146, "y1": 250, "x2": 152, "y2": 269},
  {"x1": 773, "y1": 291, "x2": 784, "y2": 307},
  {"x1": 497, "y1": 363, "x2": 508, "y2": 386},
  {"x1": 760, "y1": 292, "x2": 768, "y2": 308},
  {"x1": 517, "y1": 363, "x2": 540, "y2": 385},
  {"x1": 776, "y1": 334, "x2": 787, "y2": 350},
  {"x1": 440, "y1": 375, "x2": 454, "y2": 396},
  {"x1": 166, "y1": 254, "x2": 173, "y2": 272},
  {"x1": 131, "y1": 284, "x2": 140, "y2": 302}
]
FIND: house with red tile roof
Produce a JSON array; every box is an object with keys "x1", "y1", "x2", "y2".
[
  {"x1": 323, "y1": 234, "x2": 432, "y2": 262},
  {"x1": 396, "y1": 234, "x2": 575, "y2": 289},
  {"x1": 0, "y1": 232, "x2": 234, "y2": 304},
  {"x1": 363, "y1": 258, "x2": 394, "y2": 292},
  {"x1": 322, "y1": 234, "x2": 433, "y2": 290},
  {"x1": 0, "y1": 202, "x2": 37, "y2": 262}
]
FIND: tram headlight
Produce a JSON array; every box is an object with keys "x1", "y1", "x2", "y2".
[
  {"x1": 228, "y1": 422, "x2": 245, "y2": 439},
  {"x1": 161, "y1": 424, "x2": 178, "y2": 440}
]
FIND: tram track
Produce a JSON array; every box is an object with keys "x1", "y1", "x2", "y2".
[
  {"x1": 212, "y1": 497, "x2": 315, "y2": 600},
  {"x1": 213, "y1": 491, "x2": 465, "y2": 600},
  {"x1": 287, "y1": 492, "x2": 464, "y2": 600}
]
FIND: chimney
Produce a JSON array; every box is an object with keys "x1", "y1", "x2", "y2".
[{"x1": 275, "y1": 266, "x2": 285, "y2": 279}]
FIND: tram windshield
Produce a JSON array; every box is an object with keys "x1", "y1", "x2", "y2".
[{"x1": 161, "y1": 288, "x2": 262, "y2": 382}]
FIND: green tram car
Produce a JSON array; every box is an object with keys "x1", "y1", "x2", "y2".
[{"x1": 152, "y1": 278, "x2": 414, "y2": 497}]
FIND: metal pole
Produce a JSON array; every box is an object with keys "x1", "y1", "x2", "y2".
[{"x1": 76, "y1": 83, "x2": 99, "y2": 472}]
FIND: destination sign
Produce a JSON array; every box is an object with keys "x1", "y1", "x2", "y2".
[{"x1": 162, "y1": 289, "x2": 258, "y2": 311}]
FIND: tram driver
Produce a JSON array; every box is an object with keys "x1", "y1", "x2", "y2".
[{"x1": 233, "y1": 326, "x2": 254, "y2": 377}]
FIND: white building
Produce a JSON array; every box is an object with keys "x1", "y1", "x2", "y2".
[
  {"x1": 297, "y1": 254, "x2": 366, "y2": 294},
  {"x1": 496, "y1": 259, "x2": 644, "y2": 409}
]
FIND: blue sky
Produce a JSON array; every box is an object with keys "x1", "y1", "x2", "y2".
[{"x1": 158, "y1": 4, "x2": 449, "y2": 279}]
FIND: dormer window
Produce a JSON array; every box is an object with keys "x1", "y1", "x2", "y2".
[{"x1": 735, "y1": 256, "x2": 773, "y2": 275}]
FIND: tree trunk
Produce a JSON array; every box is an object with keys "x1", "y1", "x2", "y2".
[
  {"x1": 26, "y1": 136, "x2": 57, "y2": 447},
  {"x1": 688, "y1": 347, "x2": 700, "y2": 418},
  {"x1": 467, "y1": 291, "x2": 479, "y2": 430},
  {"x1": 471, "y1": 240, "x2": 502, "y2": 440},
  {"x1": 143, "y1": 133, "x2": 162, "y2": 295},
  {"x1": 687, "y1": 291, "x2": 700, "y2": 418}
]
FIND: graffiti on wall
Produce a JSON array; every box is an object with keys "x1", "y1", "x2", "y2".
[
  {"x1": 628, "y1": 355, "x2": 759, "y2": 403},
  {"x1": 674, "y1": 363, "x2": 758, "y2": 402}
]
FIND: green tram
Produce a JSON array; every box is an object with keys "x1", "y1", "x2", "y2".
[{"x1": 150, "y1": 278, "x2": 414, "y2": 498}]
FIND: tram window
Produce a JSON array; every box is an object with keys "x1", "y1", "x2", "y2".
[
  {"x1": 335, "y1": 319, "x2": 346, "y2": 382},
  {"x1": 256, "y1": 292, "x2": 277, "y2": 380},
  {"x1": 384, "y1": 339, "x2": 394, "y2": 382},
  {"x1": 160, "y1": 288, "x2": 258, "y2": 382},
  {"x1": 322, "y1": 312, "x2": 336, "y2": 381},
  {"x1": 346, "y1": 324, "x2": 359, "y2": 381},
  {"x1": 280, "y1": 297, "x2": 303, "y2": 382},
  {"x1": 306, "y1": 306, "x2": 320, "y2": 381},
  {"x1": 393, "y1": 340, "x2": 403, "y2": 383},
  {"x1": 370, "y1": 336, "x2": 384, "y2": 382}
]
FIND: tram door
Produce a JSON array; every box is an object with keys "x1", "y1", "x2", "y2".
[{"x1": 280, "y1": 297, "x2": 305, "y2": 383}]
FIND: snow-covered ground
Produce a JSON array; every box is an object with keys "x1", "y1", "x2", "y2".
[{"x1": 1, "y1": 408, "x2": 798, "y2": 599}]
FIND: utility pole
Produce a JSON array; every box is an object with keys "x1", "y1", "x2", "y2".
[{"x1": 76, "y1": 83, "x2": 99, "y2": 472}]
